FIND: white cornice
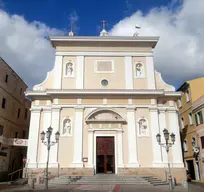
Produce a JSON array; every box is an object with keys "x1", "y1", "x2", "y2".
[
  {"x1": 55, "y1": 51, "x2": 153, "y2": 57},
  {"x1": 49, "y1": 36, "x2": 159, "y2": 42}
]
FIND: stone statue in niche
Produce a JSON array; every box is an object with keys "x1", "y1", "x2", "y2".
[
  {"x1": 66, "y1": 62, "x2": 73, "y2": 76},
  {"x1": 63, "y1": 118, "x2": 72, "y2": 135},
  {"x1": 136, "y1": 63, "x2": 143, "y2": 77},
  {"x1": 138, "y1": 118, "x2": 148, "y2": 136}
]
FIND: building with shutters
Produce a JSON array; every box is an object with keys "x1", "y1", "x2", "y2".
[{"x1": 177, "y1": 77, "x2": 204, "y2": 181}]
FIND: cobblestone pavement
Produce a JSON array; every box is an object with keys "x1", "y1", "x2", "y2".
[{"x1": 1, "y1": 183, "x2": 203, "y2": 192}]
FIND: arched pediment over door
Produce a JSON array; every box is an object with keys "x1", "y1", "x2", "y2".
[{"x1": 85, "y1": 108, "x2": 126, "y2": 128}]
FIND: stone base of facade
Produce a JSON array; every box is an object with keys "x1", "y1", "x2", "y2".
[
  {"x1": 118, "y1": 167, "x2": 186, "y2": 184},
  {"x1": 27, "y1": 167, "x2": 186, "y2": 184}
]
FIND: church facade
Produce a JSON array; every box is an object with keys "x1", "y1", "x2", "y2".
[{"x1": 26, "y1": 32, "x2": 185, "y2": 182}]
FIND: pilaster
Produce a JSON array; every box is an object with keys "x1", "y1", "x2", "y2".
[
  {"x1": 124, "y1": 56, "x2": 133, "y2": 89},
  {"x1": 158, "y1": 108, "x2": 168, "y2": 167},
  {"x1": 117, "y1": 130, "x2": 124, "y2": 167},
  {"x1": 38, "y1": 109, "x2": 52, "y2": 168},
  {"x1": 167, "y1": 109, "x2": 184, "y2": 168},
  {"x1": 146, "y1": 56, "x2": 156, "y2": 89},
  {"x1": 150, "y1": 107, "x2": 163, "y2": 167},
  {"x1": 54, "y1": 55, "x2": 63, "y2": 89},
  {"x1": 27, "y1": 108, "x2": 42, "y2": 168},
  {"x1": 49, "y1": 107, "x2": 61, "y2": 168},
  {"x1": 72, "y1": 107, "x2": 84, "y2": 167},
  {"x1": 126, "y1": 107, "x2": 139, "y2": 167},
  {"x1": 76, "y1": 56, "x2": 84, "y2": 89}
]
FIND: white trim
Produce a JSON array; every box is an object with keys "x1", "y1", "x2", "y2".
[
  {"x1": 124, "y1": 56, "x2": 133, "y2": 89},
  {"x1": 133, "y1": 61, "x2": 146, "y2": 79},
  {"x1": 33, "y1": 71, "x2": 53, "y2": 91},
  {"x1": 55, "y1": 51, "x2": 153, "y2": 57},
  {"x1": 128, "y1": 99, "x2": 132, "y2": 105},
  {"x1": 50, "y1": 36, "x2": 159, "y2": 42},
  {"x1": 103, "y1": 98, "x2": 107, "y2": 105},
  {"x1": 54, "y1": 55, "x2": 63, "y2": 89},
  {"x1": 88, "y1": 128, "x2": 123, "y2": 132},
  {"x1": 94, "y1": 133, "x2": 117, "y2": 174},
  {"x1": 85, "y1": 108, "x2": 125, "y2": 120},
  {"x1": 76, "y1": 56, "x2": 84, "y2": 89},
  {"x1": 126, "y1": 109, "x2": 139, "y2": 167},
  {"x1": 94, "y1": 60, "x2": 114, "y2": 73},
  {"x1": 155, "y1": 70, "x2": 175, "y2": 91},
  {"x1": 146, "y1": 56, "x2": 156, "y2": 89},
  {"x1": 77, "y1": 98, "x2": 82, "y2": 104}
]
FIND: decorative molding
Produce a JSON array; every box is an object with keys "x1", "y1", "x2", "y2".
[
  {"x1": 155, "y1": 70, "x2": 175, "y2": 91},
  {"x1": 88, "y1": 128, "x2": 123, "y2": 132},
  {"x1": 55, "y1": 51, "x2": 153, "y2": 57}
]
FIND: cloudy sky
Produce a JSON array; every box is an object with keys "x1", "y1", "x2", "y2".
[{"x1": 0, "y1": 0, "x2": 203, "y2": 89}]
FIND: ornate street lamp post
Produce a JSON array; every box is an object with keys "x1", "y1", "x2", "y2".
[
  {"x1": 156, "y1": 128, "x2": 175, "y2": 191},
  {"x1": 40, "y1": 126, "x2": 60, "y2": 189}
]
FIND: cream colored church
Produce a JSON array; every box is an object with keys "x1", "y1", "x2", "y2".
[{"x1": 26, "y1": 28, "x2": 185, "y2": 182}]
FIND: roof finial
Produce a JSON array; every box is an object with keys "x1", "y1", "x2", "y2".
[
  {"x1": 68, "y1": 23, "x2": 75, "y2": 36},
  {"x1": 133, "y1": 25, "x2": 141, "y2": 37},
  {"x1": 100, "y1": 20, "x2": 108, "y2": 36}
]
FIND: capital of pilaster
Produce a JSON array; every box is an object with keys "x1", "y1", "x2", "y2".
[
  {"x1": 42, "y1": 107, "x2": 52, "y2": 112},
  {"x1": 158, "y1": 107, "x2": 167, "y2": 113},
  {"x1": 167, "y1": 107, "x2": 178, "y2": 113},
  {"x1": 149, "y1": 106, "x2": 158, "y2": 112},
  {"x1": 126, "y1": 106, "x2": 136, "y2": 111},
  {"x1": 30, "y1": 108, "x2": 42, "y2": 113},
  {"x1": 51, "y1": 106, "x2": 62, "y2": 111},
  {"x1": 75, "y1": 106, "x2": 85, "y2": 111}
]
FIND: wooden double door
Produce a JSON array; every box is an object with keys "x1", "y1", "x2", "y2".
[{"x1": 96, "y1": 137, "x2": 115, "y2": 174}]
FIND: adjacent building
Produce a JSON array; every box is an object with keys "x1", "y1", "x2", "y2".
[
  {"x1": 0, "y1": 57, "x2": 31, "y2": 181},
  {"x1": 192, "y1": 95, "x2": 204, "y2": 180},
  {"x1": 26, "y1": 30, "x2": 185, "y2": 183},
  {"x1": 177, "y1": 77, "x2": 204, "y2": 181}
]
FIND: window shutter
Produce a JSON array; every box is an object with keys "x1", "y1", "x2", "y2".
[
  {"x1": 195, "y1": 114, "x2": 198, "y2": 125},
  {"x1": 200, "y1": 111, "x2": 203, "y2": 124}
]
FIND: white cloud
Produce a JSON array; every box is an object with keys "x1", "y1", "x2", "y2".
[
  {"x1": 110, "y1": 0, "x2": 204, "y2": 87},
  {"x1": 0, "y1": 9, "x2": 64, "y2": 89}
]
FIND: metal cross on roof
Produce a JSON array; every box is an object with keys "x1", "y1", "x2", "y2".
[{"x1": 101, "y1": 20, "x2": 107, "y2": 30}]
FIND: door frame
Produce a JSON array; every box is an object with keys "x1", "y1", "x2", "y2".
[{"x1": 94, "y1": 133, "x2": 117, "y2": 174}]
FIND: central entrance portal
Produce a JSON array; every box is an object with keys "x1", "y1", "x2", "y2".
[{"x1": 96, "y1": 137, "x2": 115, "y2": 174}]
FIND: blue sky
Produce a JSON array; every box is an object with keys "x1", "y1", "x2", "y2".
[
  {"x1": 3, "y1": 0, "x2": 173, "y2": 36},
  {"x1": 0, "y1": 0, "x2": 203, "y2": 89}
]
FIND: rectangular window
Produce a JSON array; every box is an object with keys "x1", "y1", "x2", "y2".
[
  {"x1": 178, "y1": 99, "x2": 182, "y2": 108},
  {"x1": 15, "y1": 132, "x2": 18, "y2": 138},
  {"x1": 1, "y1": 98, "x2": 6, "y2": 109},
  {"x1": 5, "y1": 74, "x2": 8, "y2": 83},
  {"x1": 0, "y1": 125, "x2": 3, "y2": 136},
  {"x1": 24, "y1": 108, "x2": 28, "y2": 119},
  {"x1": 183, "y1": 140, "x2": 188, "y2": 152},
  {"x1": 185, "y1": 90, "x2": 190, "y2": 103},
  {"x1": 181, "y1": 117, "x2": 185, "y2": 129},
  {"x1": 188, "y1": 112, "x2": 193, "y2": 125},
  {"x1": 201, "y1": 136, "x2": 204, "y2": 149},
  {"x1": 198, "y1": 111, "x2": 203, "y2": 124},
  {"x1": 17, "y1": 108, "x2": 21, "y2": 118},
  {"x1": 22, "y1": 130, "x2": 26, "y2": 139}
]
